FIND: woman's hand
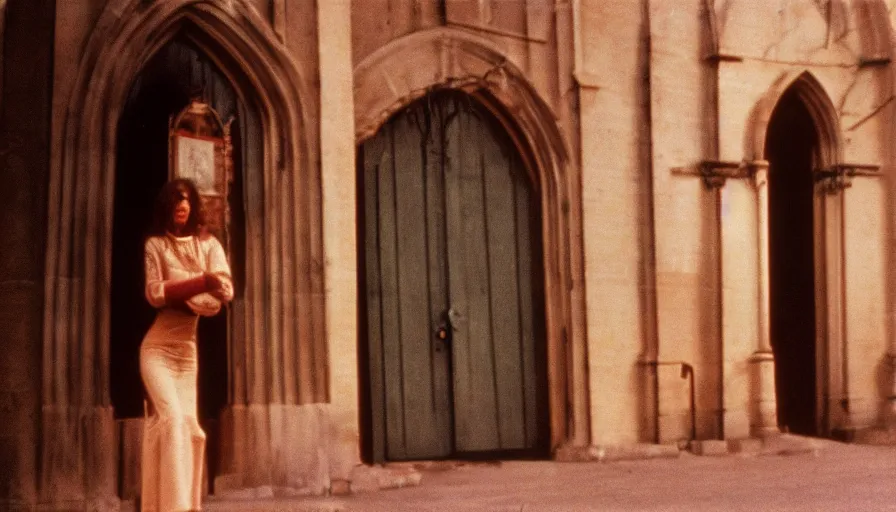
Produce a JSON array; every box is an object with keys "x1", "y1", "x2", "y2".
[
  {"x1": 204, "y1": 272, "x2": 231, "y2": 301},
  {"x1": 204, "y1": 272, "x2": 223, "y2": 291}
]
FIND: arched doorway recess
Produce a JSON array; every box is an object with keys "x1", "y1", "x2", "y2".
[
  {"x1": 42, "y1": 0, "x2": 325, "y2": 501},
  {"x1": 358, "y1": 91, "x2": 549, "y2": 462},
  {"x1": 111, "y1": 34, "x2": 253, "y2": 493},
  {"x1": 766, "y1": 87, "x2": 821, "y2": 435},
  {"x1": 353, "y1": 27, "x2": 586, "y2": 453},
  {"x1": 755, "y1": 71, "x2": 844, "y2": 437}
]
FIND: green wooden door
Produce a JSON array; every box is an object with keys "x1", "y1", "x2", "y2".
[{"x1": 362, "y1": 93, "x2": 544, "y2": 461}]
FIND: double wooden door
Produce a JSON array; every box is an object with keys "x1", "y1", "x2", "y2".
[{"x1": 361, "y1": 93, "x2": 546, "y2": 461}]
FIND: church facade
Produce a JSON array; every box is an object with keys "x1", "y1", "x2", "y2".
[{"x1": 2, "y1": 0, "x2": 896, "y2": 509}]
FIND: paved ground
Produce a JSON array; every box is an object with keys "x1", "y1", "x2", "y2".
[{"x1": 205, "y1": 440, "x2": 896, "y2": 511}]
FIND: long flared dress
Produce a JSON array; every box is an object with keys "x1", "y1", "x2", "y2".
[{"x1": 140, "y1": 233, "x2": 233, "y2": 512}]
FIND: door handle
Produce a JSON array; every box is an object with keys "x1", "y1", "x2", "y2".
[{"x1": 435, "y1": 308, "x2": 459, "y2": 346}]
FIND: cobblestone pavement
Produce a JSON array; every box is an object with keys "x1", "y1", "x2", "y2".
[{"x1": 205, "y1": 440, "x2": 896, "y2": 511}]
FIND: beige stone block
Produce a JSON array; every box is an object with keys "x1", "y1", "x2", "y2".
[
  {"x1": 329, "y1": 480, "x2": 351, "y2": 496},
  {"x1": 554, "y1": 443, "x2": 680, "y2": 462},
  {"x1": 216, "y1": 404, "x2": 335, "y2": 496},
  {"x1": 656, "y1": 362, "x2": 693, "y2": 444},
  {"x1": 760, "y1": 434, "x2": 831, "y2": 457},
  {"x1": 278, "y1": 404, "x2": 330, "y2": 494},
  {"x1": 272, "y1": 486, "x2": 315, "y2": 498},
  {"x1": 349, "y1": 465, "x2": 423, "y2": 494},
  {"x1": 723, "y1": 409, "x2": 751, "y2": 441},
  {"x1": 553, "y1": 444, "x2": 605, "y2": 463},
  {"x1": 327, "y1": 408, "x2": 361, "y2": 482},
  {"x1": 727, "y1": 438, "x2": 763, "y2": 456},
  {"x1": 601, "y1": 444, "x2": 680, "y2": 462},
  {"x1": 588, "y1": 356, "x2": 643, "y2": 446},
  {"x1": 213, "y1": 484, "x2": 275, "y2": 501},
  {"x1": 347, "y1": 467, "x2": 381, "y2": 495},
  {"x1": 853, "y1": 426, "x2": 896, "y2": 446},
  {"x1": 844, "y1": 396, "x2": 878, "y2": 431},
  {"x1": 689, "y1": 439, "x2": 728, "y2": 456},
  {"x1": 213, "y1": 473, "x2": 245, "y2": 495}
]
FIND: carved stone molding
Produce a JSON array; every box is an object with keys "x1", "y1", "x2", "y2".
[
  {"x1": 672, "y1": 159, "x2": 768, "y2": 189},
  {"x1": 353, "y1": 27, "x2": 584, "y2": 449},
  {"x1": 746, "y1": 71, "x2": 841, "y2": 167},
  {"x1": 814, "y1": 163, "x2": 880, "y2": 194},
  {"x1": 699, "y1": 160, "x2": 744, "y2": 188},
  {"x1": 748, "y1": 160, "x2": 770, "y2": 188}
]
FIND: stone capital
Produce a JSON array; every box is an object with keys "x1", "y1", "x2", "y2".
[
  {"x1": 747, "y1": 160, "x2": 769, "y2": 189},
  {"x1": 699, "y1": 160, "x2": 745, "y2": 189},
  {"x1": 814, "y1": 163, "x2": 880, "y2": 194}
]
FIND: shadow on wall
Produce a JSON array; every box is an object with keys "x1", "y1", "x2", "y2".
[{"x1": 876, "y1": 353, "x2": 893, "y2": 425}]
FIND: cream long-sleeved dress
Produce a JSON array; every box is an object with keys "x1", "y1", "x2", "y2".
[{"x1": 140, "y1": 233, "x2": 233, "y2": 512}]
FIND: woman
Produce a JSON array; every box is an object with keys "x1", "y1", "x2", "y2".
[{"x1": 140, "y1": 178, "x2": 233, "y2": 512}]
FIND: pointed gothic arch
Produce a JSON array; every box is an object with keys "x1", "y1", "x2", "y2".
[
  {"x1": 353, "y1": 27, "x2": 588, "y2": 451},
  {"x1": 41, "y1": 0, "x2": 328, "y2": 502},
  {"x1": 748, "y1": 70, "x2": 842, "y2": 168},
  {"x1": 752, "y1": 70, "x2": 846, "y2": 437}
]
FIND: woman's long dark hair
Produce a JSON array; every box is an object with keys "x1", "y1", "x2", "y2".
[{"x1": 149, "y1": 178, "x2": 203, "y2": 236}]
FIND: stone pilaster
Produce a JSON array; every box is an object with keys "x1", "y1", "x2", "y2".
[{"x1": 317, "y1": 0, "x2": 361, "y2": 485}]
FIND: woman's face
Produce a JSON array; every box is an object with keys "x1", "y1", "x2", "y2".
[{"x1": 171, "y1": 190, "x2": 191, "y2": 229}]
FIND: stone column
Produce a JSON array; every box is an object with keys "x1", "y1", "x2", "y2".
[{"x1": 748, "y1": 160, "x2": 779, "y2": 436}]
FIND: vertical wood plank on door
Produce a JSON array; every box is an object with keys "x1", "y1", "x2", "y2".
[
  {"x1": 451, "y1": 104, "x2": 501, "y2": 452},
  {"x1": 363, "y1": 133, "x2": 387, "y2": 463},
  {"x1": 482, "y1": 127, "x2": 526, "y2": 450},
  {"x1": 514, "y1": 160, "x2": 539, "y2": 449},
  {"x1": 393, "y1": 109, "x2": 444, "y2": 458},
  {"x1": 444, "y1": 107, "x2": 473, "y2": 451},
  {"x1": 376, "y1": 124, "x2": 407, "y2": 460},
  {"x1": 424, "y1": 105, "x2": 453, "y2": 457}
]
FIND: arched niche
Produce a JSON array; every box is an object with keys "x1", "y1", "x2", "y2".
[{"x1": 41, "y1": 0, "x2": 328, "y2": 502}]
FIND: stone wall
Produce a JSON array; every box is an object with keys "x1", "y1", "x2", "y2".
[
  {"x1": 6, "y1": 0, "x2": 896, "y2": 507},
  {"x1": 645, "y1": 0, "x2": 722, "y2": 444},
  {"x1": 0, "y1": 0, "x2": 54, "y2": 506},
  {"x1": 643, "y1": 0, "x2": 894, "y2": 441},
  {"x1": 573, "y1": 0, "x2": 896, "y2": 447},
  {"x1": 577, "y1": 0, "x2": 654, "y2": 447}
]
